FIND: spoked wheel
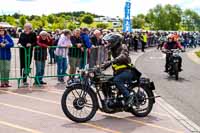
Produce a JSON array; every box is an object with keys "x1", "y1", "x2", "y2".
[
  {"x1": 61, "y1": 85, "x2": 98, "y2": 123},
  {"x1": 129, "y1": 86, "x2": 154, "y2": 117},
  {"x1": 174, "y1": 63, "x2": 179, "y2": 80}
]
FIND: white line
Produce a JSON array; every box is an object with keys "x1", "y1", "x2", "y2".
[
  {"x1": 0, "y1": 119, "x2": 42, "y2": 133},
  {"x1": 157, "y1": 97, "x2": 200, "y2": 132}
]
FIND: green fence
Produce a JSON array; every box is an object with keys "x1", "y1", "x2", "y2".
[
  {"x1": 0, "y1": 46, "x2": 87, "y2": 87},
  {"x1": 28, "y1": 46, "x2": 87, "y2": 85},
  {"x1": 0, "y1": 46, "x2": 28, "y2": 87}
]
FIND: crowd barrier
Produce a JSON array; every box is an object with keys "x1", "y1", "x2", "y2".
[
  {"x1": 0, "y1": 46, "x2": 88, "y2": 87},
  {"x1": 0, "y1": 46, "x2": 28, "y2": 87}
]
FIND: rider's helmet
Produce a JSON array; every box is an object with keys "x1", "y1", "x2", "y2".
[
  {"x1": 103, "y1": 33, "x2": 123, "y2": 48},
  {"x1": 167, "y1": 34, "x2": 175, "y2": 42}
]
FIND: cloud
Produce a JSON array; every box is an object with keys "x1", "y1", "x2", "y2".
[{"x1": 0, "y1": 0, "x2": 198, "y2": 17}]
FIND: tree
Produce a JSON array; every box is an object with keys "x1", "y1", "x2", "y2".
[
  {"x1": 67, "y1": 22, "x2": 77, "y2": 30},
  {"x1": 81, "y1": 14, "x2": 94, "y2": 25},
  {"x1": 6, "y1": 16, "x2": 16, "y2": 26},
  {"x1": 12, "y1": 13, "x2": 21, "y2": 19},
  {"x1": 132, "y1": 14, "x2": 146, "y2": 29},
  {"x1": 47, "y1": 15, "x2": 55, "y2": 24},
  {"x1": 0, "y1": 16, "x2": 3, "y2": 22},
  {"x1": 182, "y1": 9, "x2": 200, "y2": 31},
  {"x1": 19, "y1": 16, "x2": 27, "y2": 27},
  {"x1": 146, "y1": 4, "x2": 182, "y2": 30},
  {"x1": 96, "y1": 23, "x2": 108, "y2": 29}
]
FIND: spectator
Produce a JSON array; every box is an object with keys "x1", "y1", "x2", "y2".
[
  {"x1": 34, "y1": 31, "x2": 52, "y2": 85},
  {"x1": 49, "y1": 29, "x2": 60, "y2": 64},
  {"x1": 69, "y1": 29, "x2": 83, "y2": 78},
  {"x1": 90, "y1": 29, "x2": 104, "y2": 67},
  {"x1": 133, "y1": 33, "x2": 138, "y2": 52},
  {"x1": 55, "y1": 29, "x2": 72, "y2": 83},
  {"x1": 141, "y1": 31, "x2": 147, "y2": 52},
  {"x1": 18, "y1": 23, "x2": 37, "y2": 86},
  {"x1": 80, "y1": 28, "x2": 92, "y2": 69},
  {"x1": 0, "y1": 26, "x2": 14, "y2": 88}
]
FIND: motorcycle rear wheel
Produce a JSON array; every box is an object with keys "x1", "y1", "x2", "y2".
[{"x1": 129, "y1": 86, "x2": 154, "y2": 117}]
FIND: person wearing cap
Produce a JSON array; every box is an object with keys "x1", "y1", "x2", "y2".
[
  {"x1": 34, "y1": 31, "x2": 52, "y2": 85},
  {"x1": 0, "y1": 26, "x2": 14, "y2": 88},
  {"x1": 55, "y1": 29, "x2": 72, "y2": 83},
  {"x1": 18, "y1": 23, "x2": 37, "y2": 86}
]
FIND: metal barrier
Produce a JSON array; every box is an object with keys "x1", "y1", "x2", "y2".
[
  {"x1": 28, "y1": 46, "x2": 87, "y2": 85},
  {"x1": 88, "y1": 46, "x2": 108, "y2": 68},
  {"x1": 0, "y1": 46, "x2": 28, "y2": 87},
  {"x1": 0, "y1": 45, "x2": 107, "y2": 87}
]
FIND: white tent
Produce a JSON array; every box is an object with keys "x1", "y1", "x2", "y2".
[{"x1": 0, "y1": 22, "x2": 14, "y2": 28}]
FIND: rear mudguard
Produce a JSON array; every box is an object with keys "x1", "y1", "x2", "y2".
[{"x1": 139, "y1": 78, "x2": 156, "y2": 104}]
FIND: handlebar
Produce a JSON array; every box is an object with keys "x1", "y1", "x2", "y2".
[{"x1": 162, "y1": 49, "x2": 183, "y2": 54}]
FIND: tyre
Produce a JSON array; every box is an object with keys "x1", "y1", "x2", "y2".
[
  {"x1": 61, "y1": 85, "x2": 98, "y2": 123},
  {"x1": 129, "y1": 86, "x2": 154, "y2": 117},
  {"x1": 174, "y1": 63, "x2": 179, "y2": 80}
]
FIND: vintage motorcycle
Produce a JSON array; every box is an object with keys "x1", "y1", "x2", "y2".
[
  {"x1": 164, "y1": 49, "x2": 182, "y2": 80},
  {"x1": 61, "y1": 66, "x2": 157, "y2": 123}
]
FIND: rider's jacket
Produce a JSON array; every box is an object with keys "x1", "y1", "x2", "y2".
[
  {"x1": 164, "y1": 41, "x2": 182, "y2": 50},
  {"x1": 111, "y1": 44, "x2": 132, "y2": 74}
]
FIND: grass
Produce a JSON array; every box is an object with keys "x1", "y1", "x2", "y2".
[{"x1": 195, "y1": 51, "x2": 200, "y2": 58}]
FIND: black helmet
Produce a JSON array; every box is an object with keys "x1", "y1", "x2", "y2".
[{"x1": 103, "y1": 33, "x2": 123, "y2": 48}]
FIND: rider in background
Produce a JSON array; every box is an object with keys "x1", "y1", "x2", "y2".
[{"x1": 163, "y1": 34, "x2": 183, "y2": 72}]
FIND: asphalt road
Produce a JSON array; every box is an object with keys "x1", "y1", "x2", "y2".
[{"x1": 136, "y1": 48, "x2": 200, "y2": 127}]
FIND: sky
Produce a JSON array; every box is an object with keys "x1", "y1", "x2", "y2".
[{"x1": 0, "y1": 0, "x2": 200, "y2": 17}]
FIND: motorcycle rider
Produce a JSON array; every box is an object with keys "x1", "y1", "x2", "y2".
[
  {"x1": 102, "y1": 33, "x2": 136, "y2": 106},
  {"x1": 163, "y1": 34, "x2": 183, "y2": 72}
]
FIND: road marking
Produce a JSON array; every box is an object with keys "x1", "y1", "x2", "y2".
[
  {"x1": 1, "y1": 89, "x2": 172, "y2": 118},
  {"x1": 102, "y1": 113, "x2": 183, "y2": 133},
  {"x1": 150, "y1": 54, "x2": 165, "y2": 60},
  {"x1": 0, "y1": 90, "x2": 183, "y2": 133},
  {"x1": 0, "y1": 102, "x2": 120, "y2": 133},
  {"x1": 0, "y1": 119, "x2": 42, "y2": 133},
  {"x1": 157, "y1": 98, "x2": 200, "y2": 132}
]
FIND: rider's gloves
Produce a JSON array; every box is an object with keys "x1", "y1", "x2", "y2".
[{"x1": 102, "y1": 61, "x2": 112, "y2": 70}]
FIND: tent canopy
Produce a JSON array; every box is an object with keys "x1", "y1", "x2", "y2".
[{"x1": 0, "y1": 22, "x2": 15, "y2": 28}]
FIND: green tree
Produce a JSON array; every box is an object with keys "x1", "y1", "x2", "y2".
[
  {"x1": 67, "y1": 22, "x2": 77, "y2": 30},
  {"x1": 6, "y1": 16, "x2": 16, "y2": 26},
  {"x1": 146, "y1": 4, "x2": 182, "y2": 30},
  {"x1": 47, "y1": 15, "x2": 55, "y2": 24},
  {"x1": 19, "y1": 16, "x2": 27, "y2": 27},
  {"x1": 132, "y1": 14, "x2": 146, "y2": 29},
  {"x1": 81, "y1": 14, "x2": 94, "y2": 25},
  {"x1": 12, "y1": 13, "x2": 21, "y2": 19},
  {"x1": 96, "y1": 23, "x2": 108, "y2": 29},
  {"x1": 0, "y1": 16, "x2": 3, "y2": 22},
  {"x1": 182, "y1": 9, "x2": 200, "y2": 31}
]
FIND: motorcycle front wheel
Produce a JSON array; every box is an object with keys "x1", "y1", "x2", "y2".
[
  {"x1": 61, "y1": 85, "x2": 98, "y2": 123},
  {"x1": 129, "y1": 86, "x2": 154, "y2": 117}
]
